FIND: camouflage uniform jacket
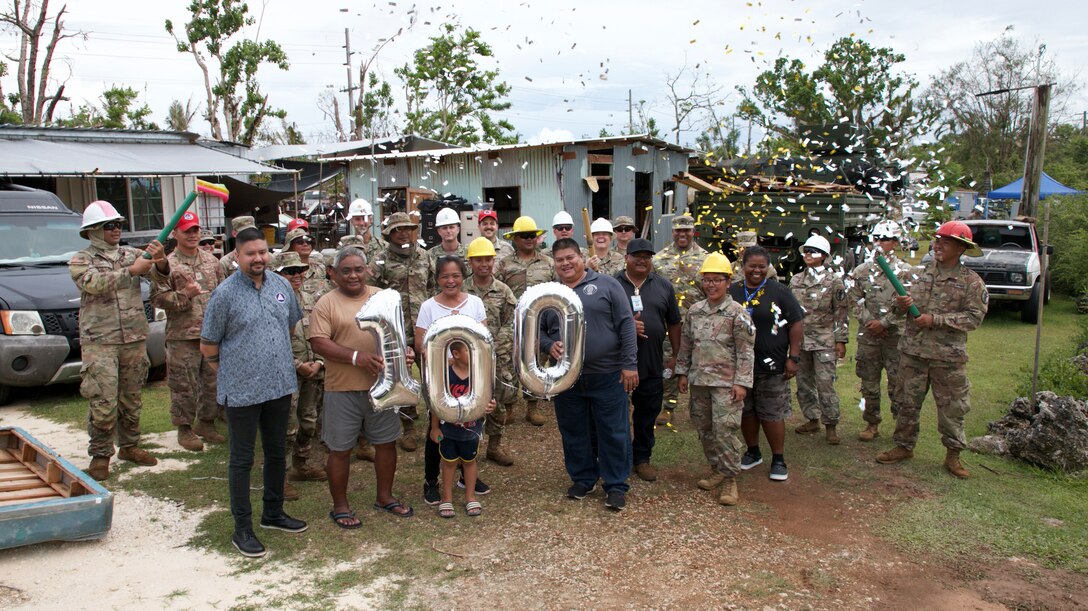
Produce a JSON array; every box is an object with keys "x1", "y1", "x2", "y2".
[
  {"x1": 847, "y1": 254, "x2": 911, "y2": 345},
  {"x1": 676, "y1": 296, "x2": 756, "y2": 389},
  {"x1": 789, "y1": 267, "x2": 849, "y2": 350},
  {"x1": 369, "y1": 243, "x2": 430, "y2": 332},
  {"x1": 69, "y1": 245, "x2": 149, "y2": 344},
  {"x1": 428, "y1": 242, "x2": 470, "y2": 292},
  {"x1": 495, "y1": 251, "x2": 556, "y2": 299},
  {"x1": 898, "y1": 262, "x2": 988, "y2": 363},
  {"x1": 591, "y1": 248, "x2": 627, "y2": 278},
  {"x1": 492, "y1": 237, "x2": 515, "y2": 261},
  {"x1": 151, "y1": 249, "x2": 225, "y2": 340},
  {"x1": 291, "y1": 288, "x2": 324, "y2": 379},
  {"x1": 463, "y1": 277, "x2": 517, "y2": 363},
  {"x1": 363, "y1": 236, "x2": 384, "y2": 266},
  {"x1": 653, "y1": 242, "x2": 707, "y2": 312},
  {"x1": 219, "y1": 250, "x2": 238, "y2": 277},
  {"x1": 302, "y1": 258, "x2": 331, "y2": 298}
]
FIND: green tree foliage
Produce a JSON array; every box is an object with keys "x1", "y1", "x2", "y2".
[
  {"x1": 357, "y1": 72, "x2": 396, "y2": 139},
  {"x1": 394, "y1": 24, "x2": 515, "y2": 146},
  {"x1": 166, "y1": 0, "x2": 289, "y2": 145},
  {"x1": 0, "y1": 61, "x2": 22, "y2": 123},
  {"x1": 0, "y1": 0, "x2": 80, "y2": 125},
  {"x1": 739, "y1": 37, "x2": 932, "y2": 155},
  {"x1": 1043, "y1": 194, "x2": 1088, "y2": 296},
  {"x1": 56, "y1": 85, "x2": 158, "y2": 130},
  {"x1": 165, "y1": 98, "x2": 198, "y2": 131},
  {"x1": 1041, "y1": 123, "x2": 1088, "y2": 191}
]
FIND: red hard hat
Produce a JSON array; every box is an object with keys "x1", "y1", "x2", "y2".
[
  {"x1": 287, "y1": 218, "x2": 308, "y2": 232},
  {"x1": 935, "y1": 221, "x2": 982, "y2": 256}
]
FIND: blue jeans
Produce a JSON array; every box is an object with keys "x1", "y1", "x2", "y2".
[
  {"x1": 631, "y1": 376, "x2": 664, "y2": 465},
  {"x1": 554, "y1": 371, "x2": 631, "y2": 493},
  {"x1": 226, "y1": 394, "x2": 291, "y2": 532}
]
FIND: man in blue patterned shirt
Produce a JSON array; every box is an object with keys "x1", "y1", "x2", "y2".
[{"x1": 201, "y1": 227, "x2": 308, "y2": 558}]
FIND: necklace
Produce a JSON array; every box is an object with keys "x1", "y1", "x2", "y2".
[{"x1": 624, "y1": 271, "x2": 648, "y2": 295}]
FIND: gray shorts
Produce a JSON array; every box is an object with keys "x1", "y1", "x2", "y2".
[
  {"x1": 321, "y1": 390, "x2": 401, "y2": 451},
  {"x1": 743, "y1": 372, "x2": 793, "y2": 422}
]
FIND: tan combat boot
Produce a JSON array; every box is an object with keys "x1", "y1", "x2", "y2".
[
  {"x1": 194, "y1": 419, "x2": 226, "y2": 444},
  {"x1": 526, "y1": 400, "x2": 545, "y2": 426},
  {"x1": 486, "y1": 434, "x2": 514, "y2": 466},
  {"x1": 87, "y1": 457, "x2": 110, "y2": 481},
  {"x1": 354, "y1": 438, "x2": 375, "y2": 462},
  {"x1": 177, "y1": 425, "x2": 204, "y2": 452},
  {"x1": 698, "y1": 471, "x2": 725, "y2": 491},
  {"x1": 634, "y1": 463, "x2": 658, "y2": 482},
  {"x1": 858, "y1": 423, "x2": 880, "y2": 442},
  {"x1": 794, "y1": 419, "x2": 821, "y2": 434},
  {"x1": 283, "y1": 477, "x2": 300, "y2": 501},
  {"x1": 719, "y1": 477, "x2": 739, "y2": 506},
  {"x1": 118, "y1": 446, "x2": 158, "y2": 466},
  {"x1": 655, "y1": 409, "x2": 673, "y2": 426},
  {"x1": 944, "y1": 449, "x2": 970, "y2": 479},
  {"x1": 875, "y1": 446, "x2": 914, "y2": 464},
  {"x1": 399, "y1": 419, "x2": 419, "y2": 452},
  {"x1": 289, "y1": 456, "x2": 327, "y2": 481},
  {"x1": 825, "y1": 425, "x2": 841, "y2": 445}
]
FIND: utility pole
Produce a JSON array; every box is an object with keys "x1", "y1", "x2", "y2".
[
  {"x1": 628, "y1": 89, "x2": 633, "y2": 135},
  {"x1": 1020, "y1": 83, "x2": 1052, "y2": 219},
  {"x1": 344, "y1": 28, "x2": 355, "y2": 137}
]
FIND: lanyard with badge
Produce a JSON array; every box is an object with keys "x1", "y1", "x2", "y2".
[
  {"x1": 742, "y1": 278, "x2": 768, "y2": 317},
  {"x1": 625, "y1": 272, "x2": 645, "y2": 313}
]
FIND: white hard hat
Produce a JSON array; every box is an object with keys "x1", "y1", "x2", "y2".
[
  {"x1": 80, "y1": 200, "x2": 125, "y2": 237},
  {"x1": 800, "y1": 234, "x2": 832, "y2": 256},
  {"x1": 552, "y1": 211, "x2": 574, "y2": 227},
  {"x1": 347, "y1": 198, "x2": 373, "y2": 219},
  {"x1": 435, "y1": 207, "x2": 460, "y2": 227},
  {"x1": 590, "y1": 217, "x2": 613, "y2": 234},
  {"x1": 872, "y1": 220, "x2": 903, "y2": 241}
]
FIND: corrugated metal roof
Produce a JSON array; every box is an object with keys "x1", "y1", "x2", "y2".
[
  {"x1": 330, "y1": 134, "x2": 694, "y2": 162},
  {"x1": 0, "y1": 138, "x2": 293, "y2": 176}
]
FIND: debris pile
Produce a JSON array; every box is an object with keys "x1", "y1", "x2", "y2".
[{"x1": 969, "y1": 392, "x2": 1088, "y2": 473}]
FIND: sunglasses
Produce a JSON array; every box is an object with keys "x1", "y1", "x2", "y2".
[
  {"x1": 281, "y1": 267, "x2": 307, "y2": 276},
  {"x1": 514, "y1": 232, "x2": 539, "y2": 240},
  {"x1": 554, "y1": 225, "x2": 573, "y2": 232},
  {"x1": 199, "y1": 239, "x2": 215, "y2": 245},
  {"x1": 293, "y1": 237, "x2": 315, "y2": 245},
  {"x1": 101, "y1": 222, "x2": 123, "y2": 231},
  {"x1": 614, "y1": 226, "x2": 635, "y2": 232},
  {"x1": 802, "y1": 248, "x2": 825, "y2": 256}
]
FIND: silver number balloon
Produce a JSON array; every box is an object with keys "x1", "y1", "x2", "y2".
[
  {"x1": 421, "y1": 314, "x2": 494, "y2": 424},
  {"x1": 513, "y1": 282, "x2": 585, "y2": 399},
  {"x1": 355, "y1": 288, "x2": 420, "y2": 412}
]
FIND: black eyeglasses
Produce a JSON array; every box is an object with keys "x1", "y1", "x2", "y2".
[
  {"x1": 282, "y1": 268, "x2": 306, "y2": 276},
  {"x1": 514, "y1": 233, "x2": 539, "y2": 240},
  {"x1": 614, "y1": 226, "x2": 635, "y2": 232},
  {"x1": 199, "y1": 239, "x2": 215, "y2": 245},
  {"x1": 802, "y1": 248, "x2": 824, "y2": 255},
  {"x1": 554, "y1": 225, "x2": 573, "y2": 232},
  {"x1": 293, "y1": 237, "x2": 315, "y2": 245},
  {"x1": 101, "y1": 222, "x2": 123, "y2": 231}
]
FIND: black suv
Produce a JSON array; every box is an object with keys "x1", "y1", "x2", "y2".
[{"x1": 0, "y1": 185, "x2": 166, "y2": 404}]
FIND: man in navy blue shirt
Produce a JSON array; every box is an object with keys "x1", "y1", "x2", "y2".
[
  {"x1": 202, "y1": 228, "x2": 308, "y2": 558},
  {"x1": 542, "y1": 238, "x2": 638, "y2": 511}
]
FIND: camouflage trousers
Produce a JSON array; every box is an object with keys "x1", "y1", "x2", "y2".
[
  {"x1": 485, "y1": 368, "x2": 519, "y2": 437},
  {"x1": 662, "y1": 340, "x2": 681, "y2": 412},
  {"x1": 166, "y1": 339, "x2": 218, "y2": 427},
  {"x1": 891, "y1": 354, "x2": 970, "y2": 451},
  {"x1": 689, "y1": 385, "x2": 745, "y2": 477},
  {"x1": 80, "y1": 341, "x2": 149, "y2": 458},
  {"x1": 288, "y1": 376, "x2": 323, "y2": 461},
  {"x1": 797, "y1": 348, "x2": 840, "y2": 425},
  {"x1": 855, "y1": 335, "x2": 903, "y2": 425}
]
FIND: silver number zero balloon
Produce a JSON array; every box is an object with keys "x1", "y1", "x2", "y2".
[
  {"x1": 513, "y1": 282, "x2": 585, "y2": 399},
  {"x1": 355, "y1": 288, "x2": 420, "y2": 411},
  {"x1": 421, "y1": 314, "x2": 494, "y2": 424}
]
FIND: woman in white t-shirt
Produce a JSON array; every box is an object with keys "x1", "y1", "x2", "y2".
[{"x1": 414, "y1": 255, "x2": 489, "y2": 508}]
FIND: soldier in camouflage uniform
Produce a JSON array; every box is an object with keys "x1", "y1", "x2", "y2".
[
  {"x1": 427, "y1": 208, "x2": 469, "y2": 292},
  {"x1": 281, "y1": 228, "x2": 330, "y2": 298},
  {"x1": 611, "y1": 215, "x2": 637, "y2": 255},
  {"x1": 274, "y1": 252, "x2": 328, "y2": 484},
  {"x1": 496, "y1": 216, "x2": 555, "y2": 426},
  {"x1": 652, "y1": 214, "x2": 707, "y2": 424},
  {"x1": 730, "y1": 231, "x2": 778, "y2": 285},
  {"x1": 463, "y1": 238, "x2": 520, "y2": 466},
  {"x1": 877, "y1": 221, "x2": 988, "y2": 479},
  {"x1": 790, "y1": 235, "x2": 849, "y2": 444},
  {"x1": 219, "y1": 216, "x2": 256, "y2": 277},
  {"x1": 676, "y1": 253, "x2": 755, "y2": 506},
  {"x1": 847, "y1": 222, "x2": 911, "y2": 441},
  {"x1": 69, "y1": 200, "x2": 165, "y2": 481},
  {"x1": 368, "y1": 211, "x2": 430, "y2": 450},
  {"x1": 151, "y1": 211, "x2": 226, "y2": 453},
  {"x1": 586, "y1": 218, "x2": 626, "y2": 277},
  {"x1": 478, "y1": 209, "x2": 515, "y2": 261}
]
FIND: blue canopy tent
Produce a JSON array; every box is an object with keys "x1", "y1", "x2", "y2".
[{"x1": 987, "y1": 172, "x2": 1084, "y2": 199}]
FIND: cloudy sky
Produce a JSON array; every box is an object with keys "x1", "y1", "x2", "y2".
[{"x1": 6, "y1": 0, "x2": 1086, "y2": 146}]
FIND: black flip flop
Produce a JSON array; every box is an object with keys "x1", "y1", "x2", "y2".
[
  {"x1": 329, "y1": 510, "x2": 362, "y2": 529},
  {"x1": 373, "y1": 501, "x2": 414, "y2": 518}
]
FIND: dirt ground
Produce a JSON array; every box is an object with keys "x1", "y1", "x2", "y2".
[{"x1": 2, "y1": 400, "x2": 1086, "y2": 610}]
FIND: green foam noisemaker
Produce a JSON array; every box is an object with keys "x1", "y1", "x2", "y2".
[
  {"x1": 143, "y1": 180, "x2": 229, "y2": 259},
  {"x1": 875, "y1": 254, "x2": 920, "y2": 318}
]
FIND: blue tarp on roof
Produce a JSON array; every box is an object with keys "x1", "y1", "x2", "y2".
[{"x1": 987, "y1": 172, "x2": 1084, "y2": 199}]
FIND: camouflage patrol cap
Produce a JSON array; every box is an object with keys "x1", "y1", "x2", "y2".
[
  {"x1": 672, "y1": 215, "x2": 695, "y2": 230},
  {"x1": 283, "y1": 228, "x2": 312, "y2": 248},
  {"x1": 381, "y1": 211, "x2": 417, "y2": 236},
  {"x1": 612, "y1": 215, "x2": 635, "y2": 228},
  {"x1": 338, "y1": 234, "x2": 367, "y2": 249},
  {"x1": 231, "y1": 216, "x2": 256, "y2": 233},
  {"x1": 274, "y1": 251, "x2": 308, "y2": 273}
]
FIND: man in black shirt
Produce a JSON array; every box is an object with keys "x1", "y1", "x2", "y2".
[
  {"x1": 728, "y1": 246, "x2": 804, "y2": 481},
  {"x1": 615, "y1": 239, "x2": 682, "y2": 482}
]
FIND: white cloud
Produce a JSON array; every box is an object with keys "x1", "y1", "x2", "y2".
[{"x1": 527, "y1": 127, "x2": 576, "y2": 145}]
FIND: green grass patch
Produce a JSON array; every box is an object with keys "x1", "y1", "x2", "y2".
[{"x1": 29, "y1": 382, "x2": 174, "y2": 435}]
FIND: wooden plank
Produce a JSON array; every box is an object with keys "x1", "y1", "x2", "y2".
[
  {"x1": 587, "y1": 154, "x2": 613, "y2": 165},
  {"x1": 20, "y1": 443, "x2": 35, "y2": 463},
  {"x1": 0, "y1": 478, "x2": 48, "y2": 493},
  {"x1": 0, "y1": 463, "x2": 29, "y2": 473},
  {"x1": 70, "y1": 480, "x2": 89, "y2": 497},
  {"x1": 0, "y1": 471, "x2": 38, "y2": 483},
  {"x1": 631, "y1": 146, "x2": 649, "y2": 156},
  {"x1": 0, "y1": 492, "x2": 63, "y2": 508},
  {"x1": 45, "y1": 461, "x2": 62, "y2": 484},
  {"x1": 560, "y1": 151, "x2": 577, "y2": 160},
  {"x1": 0, "y1": 485, "x2": 58, "y2": 502}
]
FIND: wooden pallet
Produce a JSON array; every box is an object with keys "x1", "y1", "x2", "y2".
[{"x1": 0, "y1": 430, "x2": 92, "y2": 508}]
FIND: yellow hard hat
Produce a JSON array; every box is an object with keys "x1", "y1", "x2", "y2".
[
  {"x1": 503, "y1": 216, "x2": 545, "y2": 239},
  {"x1": 699, "y1": 251, "x2": 733, "y2": 276},
  {"x1": 466, "y1": 237, "x2": 497, "y2": 258}
]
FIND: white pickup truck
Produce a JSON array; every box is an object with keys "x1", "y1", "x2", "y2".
[{"x1": 955, "y1": 219, "x2": 1051, "y2": 323}]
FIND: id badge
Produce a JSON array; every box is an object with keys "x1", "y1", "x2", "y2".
[{"x1": 631, "y1": 294, "x2": 644, "y2": 312}]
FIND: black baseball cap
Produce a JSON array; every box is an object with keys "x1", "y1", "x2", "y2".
[{"x1": 626, "y1": 238, "x2": 655, "y2": 255}]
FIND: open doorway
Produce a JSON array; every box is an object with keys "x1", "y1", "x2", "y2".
[
  {"x1": 635, "y1": 172, "x2": 652, "y2": 238},
  {"x1": 482, "y1": 186, "x2": 521, "y2": 229}
]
